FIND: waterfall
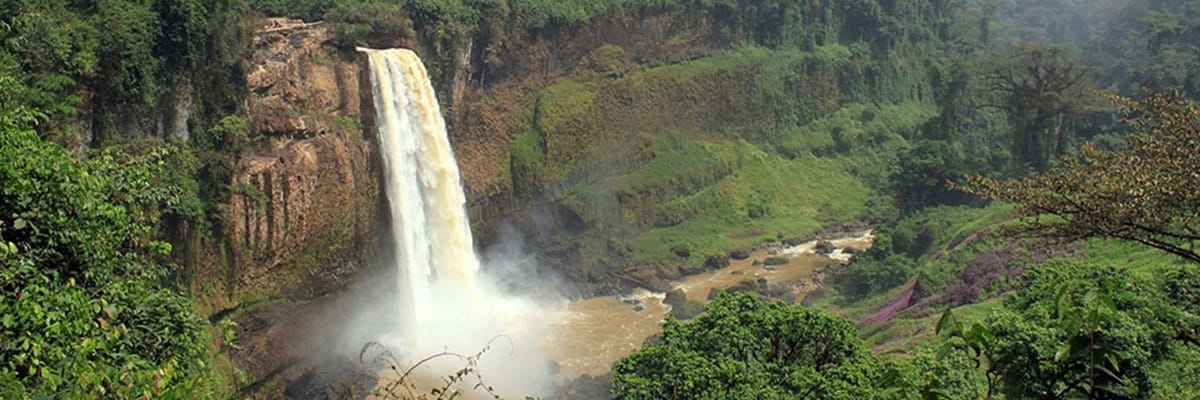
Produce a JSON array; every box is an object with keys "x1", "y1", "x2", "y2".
[
  {"x1": 361, "y1": 48, "x2": 486, "y2": 354},
  {"x1": 359, "y1": 48, "x2": 557, "y2": 396}
]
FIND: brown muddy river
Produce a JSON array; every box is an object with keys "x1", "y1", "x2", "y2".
[{"x1": 545, "y1": 231, "x2": 874, "y2": 379}]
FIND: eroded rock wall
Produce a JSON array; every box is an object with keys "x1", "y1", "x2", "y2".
[
  {"x1": 246, "y1": 20, "x2": 363, "y2": 138},
  {"x1": 203, "y1": 19, "x2": 385, "y2": 395},
  {"x1": 217, "y1": 18, "x2": 382, "y2": 301},
  {"x1": 226, "y1": 131, "x2": 380, "y2": 298}
]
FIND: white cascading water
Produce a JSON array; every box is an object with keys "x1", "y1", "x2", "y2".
[
  {"x1": 359, "y1": 48, "x2": 555, "y2": 396},
  {"x1": 362, "y1": 47, "x2": 484, "y2": 353}
]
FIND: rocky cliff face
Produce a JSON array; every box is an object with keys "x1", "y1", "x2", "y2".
[
  {"x1": 202, "y1": 19, "x2": 386, "y2": 395},
  {"x1": 210, "y1": 18, "x2": 383, "y2": 302},
  {"x1": 453, "y1": 13, "x2": 731, "y2": 195},
  {"x1": 245, "y1": 20, "x2": 364, "y2": 138},
  {"x1": 226, "y1": 18, "x2": 381, "y2": 300}
]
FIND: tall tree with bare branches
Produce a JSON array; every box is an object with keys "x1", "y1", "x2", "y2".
[{"x1": 988, "y1": 43, "x2": 1092, "y2": 171}]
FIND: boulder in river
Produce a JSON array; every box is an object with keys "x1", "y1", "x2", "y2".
[
  {"x1": 703, "y1": 254, "x2": 730, "y2": 270},
  {"x1": 729, "y1": 249, "x2": 751, "y2": 260},
  {"x1": 763, "y1": 256, "x2": 789, "y2": 266},
  {"x1": 728, "y1": 278, "x2": 758, "y2": 293},
  {"x1": 644, "y1": 277, "x2": 673, "y2": 293},
  {"x1": 815, "y1": 240, "x2": 837, "y2": 255},
  {"x1": 679, "y1": 264, "x2": 703, "y2": 276},
  {"x1": 671, "y1": 300, "x2": 705, "y2": 320},
  {"x1": 663, "y1": 289, "x2": 688, "y2": 309}
]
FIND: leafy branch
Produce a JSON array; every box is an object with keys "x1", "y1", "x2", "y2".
[{"x1": 359, "y1": 336, "x2": 531, "y2": 400}]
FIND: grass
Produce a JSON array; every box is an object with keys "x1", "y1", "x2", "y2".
[
  {"x1": 515, "y1": 46, "x2": 940, "y2": 265},
  {"x1": 629, "y1": 142, "x2": 871, "y2": 263},
  {"x1": 555, "y1": 136, "x2": 873, "y2": 264},
  {"x1": 776, "y1": 101, "x2": 935, "y2": 157},
  {"x1": 1077, "y1": 238, "x2": 1185, "y2": 279},
  {"x1": 525, "y1": 46, "x2": 894, "y2": 183}
]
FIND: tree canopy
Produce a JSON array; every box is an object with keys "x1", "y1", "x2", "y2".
[
  {"x1": 0, "y1": 119, "x2": 208, "y2": 397},
  {"x1": 987, "y1": 43, "x2": 1093, "y2": 171},
  {"x1": 960, "y1": 90, "x2": 1200, "y2": 263},
  {"x1": 612, "y1": 292, "x2": 882, "y2": 399},
  {"x1": 938, "y1": 259, "x2": 1200, "y2": 398}
]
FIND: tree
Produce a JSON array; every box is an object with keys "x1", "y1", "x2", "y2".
[
  {"x1": 987, "y1": 43, "x2": 1091, "y2": 171},
  {"x1": 0, "y1": 1, "x2": 97, "y2": 131},
  {"x1": 892, "y1": 139, "x2": 972, "y2": 210},
  {"x1": 938, "y1": 260, "x2": 1199, "y2": 399},
  {"x1": 612, "y1": 292, "x2": 882, "y2": 399},
  {"x1": 0, "y1": 124, "x2": 207, "y2": 397},
  {"x1": 960, "y1": 90, "x2": 1200, "y2": 263},
  {"x1": 880, "y1": 347, "x2": 989, "y2": 400},
  {"x1": 840, "y1": 254, "x2": 915, "y2": 300},
  {"x1": 93, "y1": 0, "x2": 161, "y2": 108}
]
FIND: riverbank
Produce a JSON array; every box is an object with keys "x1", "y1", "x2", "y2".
[{"x1": 546, "y1": 230, "x2": 875, "y2": 379}]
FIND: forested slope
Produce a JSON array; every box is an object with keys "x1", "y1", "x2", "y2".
[{"x1": 2, "y1": 0, "x2": 1199, "y2": 397}]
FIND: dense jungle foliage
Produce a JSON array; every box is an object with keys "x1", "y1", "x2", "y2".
[
  {"x1": 1, "y1": 0, "x2": 1198, "y2": 398},
  {"x1": 1, "y1": 1, "x2": 251, "y2": 396}
]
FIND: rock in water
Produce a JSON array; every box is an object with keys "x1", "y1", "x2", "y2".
[
  {"x1": 815, "y1": 240, "x2": 837, "y2": 255},
  {"x1": 730, "y1": 249, "x2": 752, "y2": 260},
  {"x1": 763, "y1": 257, "x2": 789, "y2": 266},
  {"x1": 663, "y1": 289, "x2": 687, "y2": 309},
  {"x1": 703, "y1": 254, "x2": 730, "y2": 270}
]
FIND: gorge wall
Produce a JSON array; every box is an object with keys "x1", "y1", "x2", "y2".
[
  {"x1": 215, "y1": 2, "x2": 951, "y2": 394},
  {"x1": 445, "y1": 5, "x2": 941, "y2": 296},
  {"x1": 212, "y1": 14, "x2": 739, "y2": 394}
]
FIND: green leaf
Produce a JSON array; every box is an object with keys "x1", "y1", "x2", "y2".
[
  {"x1": 1101, "y1": 297, "x2": 1117, "y2": 314},
  {"x1": 1054, "y1": 343, "x2": 1071, "y2": 362},
  {"x1": 1083, "y1": 288, "x2": 1100, "y2": 306},
  {"x1": 1062, "y1": 315, "x2": 1082, "y2": 336},
  {"x1": 936, "y1": 309, "x2": 956, "y2": 335},
  {"x1": 1055, "y1": 283, "x2": 1072, "y2": 319},
  {"x1": 1095, "y1": 364, "x2": 1123, "y2": 382},
  {"x1": 1105, "y1": 353, "x2": 1121, "y2": 371}
]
